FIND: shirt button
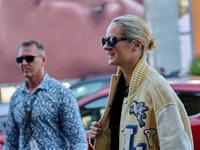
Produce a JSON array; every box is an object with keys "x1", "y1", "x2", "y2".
[
  {"x1": 121, "y1": 128, "x2": 124, "y2": 132},
  {"x1": 124, "y1": 100, "x2": 128, "y2": 104}
]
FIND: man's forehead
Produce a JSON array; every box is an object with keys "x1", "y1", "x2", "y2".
[{"x1": 19, "y1": 45, "x2": 38, "y2": 54}]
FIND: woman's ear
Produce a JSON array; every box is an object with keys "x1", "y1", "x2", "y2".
[{"x1": 133, "y1": 39, "x2": 143, "y2": 51}]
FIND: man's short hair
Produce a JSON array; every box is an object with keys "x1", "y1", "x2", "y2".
[{"x1": 19, "y1": 40, "x2": 45, "y2": 53}]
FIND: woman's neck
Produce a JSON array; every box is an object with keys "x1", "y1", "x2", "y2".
[{"x1": 121, "y1": 67, "x2": 134, "y2": 87}]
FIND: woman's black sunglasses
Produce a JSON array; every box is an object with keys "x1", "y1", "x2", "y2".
[
  {"x1": 102, "y1": 36, "x2": 136, "y2": 48},
  {"x1": 16, "y1": 55, "x2": 43, "y2": 64}
]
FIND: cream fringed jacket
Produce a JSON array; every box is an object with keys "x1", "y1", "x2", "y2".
[{"x1": 90, "y1": 54, "x2": 194, "y2": 150}]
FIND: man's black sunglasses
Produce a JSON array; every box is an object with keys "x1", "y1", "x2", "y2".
[
  {"x1": 102, "y1": 36, "x2": 136, "y2": 48},
  {"x1": 16, "y1": 55, "x2": 43, "y2": 64}
]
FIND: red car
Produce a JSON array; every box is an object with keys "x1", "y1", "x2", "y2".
[
  {"x1": 1, "y1": 77, "x2": 200, "y2": 149},
  {"x1": 78, "y1": 76, "x2": 200, "y2": 150}
]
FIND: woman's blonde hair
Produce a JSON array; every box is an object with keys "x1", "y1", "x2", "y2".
[{"x1": 112, "y1": 15, "x2": 156, "y2": 52}]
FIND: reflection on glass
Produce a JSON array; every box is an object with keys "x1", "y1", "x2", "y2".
[
  {"x1": 80, "y1": 96, "x2": 108, "y2": 130},
  {"x1": 62, "y1": 82, "x2": 71, "y2": 88},
  {"x1": 71, "y1": 82, "x2": 108, "y2": 100},
  {"x1": 1, "y1": 87, "x2": 17, "y2": 103}
]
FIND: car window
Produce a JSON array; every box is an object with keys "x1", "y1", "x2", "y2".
[
  {"x1": 71, "y1": 81, "x2": 110, "y2": 100},
  {"x1": 80, "y1": 96, "x2": 108, "y2": 130},
  {"x1": 0, "y1": 116, "x2": 7, "y2": 132},
  {"x1": 175, "y1": 91, "x2": 200, "y2": 116}
]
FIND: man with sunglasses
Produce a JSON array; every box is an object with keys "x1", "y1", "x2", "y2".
[{"x1": 4, "y1": 40, "x2": 88, "y2": 150}]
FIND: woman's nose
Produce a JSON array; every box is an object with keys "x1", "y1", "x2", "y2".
[{"x1": 103, "y1": 41, "x2": 110, "y2": 50}]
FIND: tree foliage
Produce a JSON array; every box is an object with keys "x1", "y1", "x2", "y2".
[{"x1": 188, "y1": 57, "x2": 200, "y2": 76}]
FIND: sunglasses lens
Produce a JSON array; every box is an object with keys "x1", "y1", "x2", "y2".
[
  {"x1": 108, "y1": 37, "x2": 115, "y2": 48},
  {"x1": 16, "y1": 57, "x2": 23, "y2": 63},
  {"x1": 16, "y1": 56, "x2": 35, "y2": 64},
  {"x1": 102, "y1": 37, "x2": 107, "y2": 46},
  {"x1": 25, "y1": 56, "x2": 34, "y2": 63},
  {"x1": 102, "y1": 37, "x2": 116, "y2": 48}
]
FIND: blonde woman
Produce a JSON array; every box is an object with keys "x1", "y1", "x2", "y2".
[{"x1": 89, "y1": 15, "x2": 193, "y2": 150}]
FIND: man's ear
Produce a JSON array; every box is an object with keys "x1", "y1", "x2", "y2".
[
  {"x1": 133, "y1": 39, "x2": 143, "y2": 51},
  {"x1": 42, "y1": 56, "x2": 47, "y2": 66}
]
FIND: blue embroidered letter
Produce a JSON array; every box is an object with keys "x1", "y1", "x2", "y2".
[{"x1": 123, "y1": 125, "x2": 146, "y2": 150}]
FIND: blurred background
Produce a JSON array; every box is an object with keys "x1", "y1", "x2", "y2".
[
  {"x1": 1, "y1": 1, "x2": 200, "y2": 149},
  {"x1": 0, "y1": 0, "x2": 200, "y2": 108}
]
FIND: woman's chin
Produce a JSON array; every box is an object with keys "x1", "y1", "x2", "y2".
[{"x1": 108, "y1": 60, "x2": 116, "y2": 66}]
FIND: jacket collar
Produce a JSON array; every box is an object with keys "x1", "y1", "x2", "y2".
[{"x1": 116, "y1": 54, "x2": 149, "y2": 97}]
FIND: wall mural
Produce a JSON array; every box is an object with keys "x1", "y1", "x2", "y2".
[{"x1": 0, "y1": 0, "x2": 143, "y2": 83}]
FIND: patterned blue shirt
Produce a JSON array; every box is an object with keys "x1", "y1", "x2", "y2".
[{"x1": 4, "y1": 73, "x2": 88, "y2": 150}]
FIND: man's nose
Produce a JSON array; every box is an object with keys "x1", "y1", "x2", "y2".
[{"x1": 21, "y1": 58, "x2": 28, "y2": 65}]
